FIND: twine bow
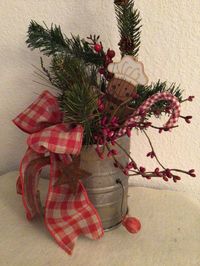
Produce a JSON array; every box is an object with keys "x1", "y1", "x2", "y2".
[{"x1": 13, "y1": 90, "x2": 104, "y2": 255}]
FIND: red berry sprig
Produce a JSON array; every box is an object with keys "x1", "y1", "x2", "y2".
[
  {"x1": 188, "y1": 96, "x2": 195, "y2": 102},
  {"x1": 98, "y1": 48, "x2": 116, "y2": 80},
  {"x1": 94, "y1": 90, "x2": 195, "y2": 184},
  {"x1": 181, "y1": 115, "x2": 193, "y2": 124},
  {"x1": 181, "y1": 95, "x2": 195, "y2": 103}
]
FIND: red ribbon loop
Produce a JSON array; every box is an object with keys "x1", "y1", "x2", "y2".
[{"x1": 13, "y1": 90, "x2": 62, "y2": 134}]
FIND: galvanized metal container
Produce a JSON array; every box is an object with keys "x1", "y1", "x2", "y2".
[{"x1": 80, "y1": 137, "x2": 130, "y2": 231}]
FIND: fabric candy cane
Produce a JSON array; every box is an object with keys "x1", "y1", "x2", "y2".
[
  {"x1": 13, "y1": 90, "x2": 104, "y2": 255},
  {"x1": 118, "y1": 92, "x2": 181, "y2": 137}
]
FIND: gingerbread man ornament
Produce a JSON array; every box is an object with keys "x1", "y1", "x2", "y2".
[{"x1": 105, "y1": 56, "x2": 148, "y2": 117}]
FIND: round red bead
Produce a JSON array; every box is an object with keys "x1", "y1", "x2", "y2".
[
  {"x1": 122, "y1": 216, "x2": 141, "y2": 234},
  {"x1": 94, "y1": 43, "x2": 102, "y2": 52}
]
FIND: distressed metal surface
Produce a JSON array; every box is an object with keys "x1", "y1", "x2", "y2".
[{"x1": 81, "y1": 137, "x2": 130, "y2": 230}]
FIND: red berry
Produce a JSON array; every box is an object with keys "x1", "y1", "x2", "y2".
[
  {"x1": 139, "y1": 167, "x2": 146, "y2": 173},
  {"x1": 126, "y1": 127, "x2": 131, "y2": 137},
  {"x1": 163, "y1": 176, "x2": 169, "y2": 182},
  {"x1": 126, "y1": 162, "x2": 133, "y2": 170},
  {"x1": 188, "y1": 96, "x2": 195, "y2": 102},
  {"x1": 104, "y1": 55, "x2": 113, "y2": 66},
  {"x1": 107, "y1": 151, "x2": 112, "y2": 157},
  {"x1": 146, "y1": 151, "x2": 155, "y2": 158},
  {"x1": 107, "y1": 49, "x2": 115, "y2": 58},
  {"x1": 165, "y1": 169, "x2": 172, "y2": 178},
  {"x1": 102, "y1": 128, "x2": 108, "y2": 136},
  {"x1": 94, "y1": 43, "x2": 102, "y2": 52},
  {"x1": 95, "y1": 147, "x2": 104, "y2": 160},
  {"x1": 123, "y1": 169, "x2": 129, "y2": 176},
  {"x1": 112, "y1": 149, "x2": 118, "y2": 155},
  {"x1": 146, "y1": 176, "x2": 152, "y2": 180},
  {"x1": 108, "y1": 131, "x2": 114, "y2": 138},
  {"x1": 111, "y1": 140, "x2": 116, "y2": 145},
  {"x1": 107, "y1": 149, "x2": 118, "y2": 157},
  {"x1": 155, "y1": 167, "x2": 160, "y2": 173},
  {"x1": 163, "y1": 127, "x2": 169, "y2": 131},
  {"x1": 132, "y1": 162, "x2": 137, "y2": 169},
  {"x1": 188, "y1": 169, "x2": 196, "y2": 177},
  {"x1": 189, "y1": 169, "x2": 195, "y2": 173},
  {"x1": 185, "y1": 116, "x2": 192, "y2": 124},
  {"x1": 98, "y1": 139, "x2": 102, "y2": 145},
  {"x1": 98, "y1": 103, "x2": 104, "y2": 112},
  {"x1": 101, "y1": 116, "x2": 108, "y2": 126},
  {"x1": 98, "y1": 67, "x2": 105, "y2": 75}
]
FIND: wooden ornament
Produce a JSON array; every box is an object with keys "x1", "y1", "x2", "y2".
[
  {"x1": 105, "y1": 56, "x2": 148, "y2": 118},
  {"x1": 107, "y1": 56, "x2": 148, "y2": 88},
  {"x1": 106, "y1": 78, "x2": 136, "y2": 103},
  {"x1": 54, "y1": 156, "x2": 92, "y2": 194}
]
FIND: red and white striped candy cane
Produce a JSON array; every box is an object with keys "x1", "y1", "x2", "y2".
[{"x1": 118, "y1": 92, "x2": 181, "y2": 137}]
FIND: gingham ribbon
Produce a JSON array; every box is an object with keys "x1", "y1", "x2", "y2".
[
  {"x1": 118, "y1": 92, "x2": 181, "y2": 136},
  {"x1": 13, "y1": 91, "x2": 104, "y2": 255}
]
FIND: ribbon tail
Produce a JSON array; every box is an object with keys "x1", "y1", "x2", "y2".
[
  {"x1": 19, "y1": 148, "x2": 50, "y2": 220},
  {"x1": 44, "y1": 153, "x2": 104, "y2": 255}
]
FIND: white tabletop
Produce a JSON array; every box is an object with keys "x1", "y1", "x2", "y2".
[{"x1": 0, "y1": 171, "x2": 200, "y2": 266}]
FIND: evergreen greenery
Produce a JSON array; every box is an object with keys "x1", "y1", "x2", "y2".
[
  {"x1": 26, "y1": 21, "x2": 105, "y2": 67},
  {"x1": 26, "y1": 1, "x2": 185, "y2": 145},
  {"x1": 39, "y1": 55, "x2": 99, "y2": 94},
  {"x1": 61, "y1": 81, "x2": 100, "y2": 146},
  {"x1": 114, "y1": 0, "x2": 142, "y2": 56},
  {"x1": 43, "y1": 55, "x2": 102, "y2": 145}
]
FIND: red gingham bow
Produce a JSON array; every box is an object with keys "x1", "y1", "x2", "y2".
[{"x1": 13, "y1": 91, "x2": 104, "y2": 255}]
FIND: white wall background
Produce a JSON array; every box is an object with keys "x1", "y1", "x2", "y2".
[{"x1": 0, "y1": 1, "x2": 199, "y2": 197}]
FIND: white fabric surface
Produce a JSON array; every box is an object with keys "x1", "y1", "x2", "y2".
[{"x1": 0, "y1": 171, "x2": 200, "y2": 266}]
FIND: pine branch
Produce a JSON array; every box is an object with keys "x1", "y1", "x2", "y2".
[
  {"x1": 38, "y1": 55, "x2": 100, "y2": 95},
  {"x1": 26, "y1": 20, "x2": 67, "y2": 55},
  {"x1": 114, "y1": 0, "x2": 142, "y2": 57},
  {"x1": 26, "y1": 21, "x2": 104, "y2": 67},
  {"x1": 61, "y1": 81, "x2": 101, "y2": 146}
]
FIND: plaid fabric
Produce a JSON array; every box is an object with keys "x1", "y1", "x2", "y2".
[
  {"x1": 28, "y1": 123, "x2": 83, "y2": 155},
  {"x1": 13, "y1": 90, "x2": 62, "y2": 134},
  {"x1": 118, "y1": 92, "x2": 181, "y2": 137},
  {"x1": 45, "y1": 153, "x2": 104, "y2": 255},
  {"x1": 19, "y1": 148, "x2": 49, "y2": 220},
  {"x1": 135, "y1": 92, "x2": 181, "y2": 129},
  {"x1": 13, "y1": 90, "x2": 104, "y2": 255}
]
